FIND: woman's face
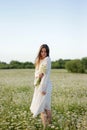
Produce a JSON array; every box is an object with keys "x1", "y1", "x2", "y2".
[{"x1": 40, "y1": 48, "x2": 47, "y2": 59}]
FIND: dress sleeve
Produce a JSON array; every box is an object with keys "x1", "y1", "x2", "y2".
[{"x1": 38, "y1": 57, "x2": 51, "y2": 93}]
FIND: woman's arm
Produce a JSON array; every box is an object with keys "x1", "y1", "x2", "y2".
[{"x1": 39, "y1": 57, "x2": 51, "y2": 94}]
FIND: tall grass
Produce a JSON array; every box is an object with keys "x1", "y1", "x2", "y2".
[{"x1": 0, "y1": 69, "x2": 87, "y2": 130}]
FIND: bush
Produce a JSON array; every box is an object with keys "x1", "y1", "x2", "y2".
[
  {"x1": 81, "y1": 57, "x2": 87, "y2": 70},
  {"x1": 65, "y1": 59, "x2": 85, "y2": 73},
  {"x1": 0, "y1": 62, "x2": 9, "y2": 69}
]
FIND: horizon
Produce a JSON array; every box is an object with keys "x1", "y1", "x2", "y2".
[
  {"x1": 0, "y1": 0, "x2": 87, "y2": 63},
  {"x1": 0, "y1": 56, "x2": 87, "y2": 64}
]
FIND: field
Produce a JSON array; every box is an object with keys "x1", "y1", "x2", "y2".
[{"x1": 0, "y1": 69, "x2": 87, "y2": 130}]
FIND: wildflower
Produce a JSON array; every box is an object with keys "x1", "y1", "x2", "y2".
[{"x1": 34, "y1": 64, "x2": 46, "y2": 86}]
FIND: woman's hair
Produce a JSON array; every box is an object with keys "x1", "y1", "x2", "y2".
[{"x1": 35, "y1": 44, "x2": 50, "y2": 68}]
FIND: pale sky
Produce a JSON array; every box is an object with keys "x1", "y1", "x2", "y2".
[{"x1": 0, "y1": 0, "x2": 87, "y2": 63}]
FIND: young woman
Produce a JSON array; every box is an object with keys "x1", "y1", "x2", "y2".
[{"x1": 30, "y1": 44, "x2": 52, "y2": 129}]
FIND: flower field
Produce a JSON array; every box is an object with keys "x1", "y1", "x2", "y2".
[{"x1": 0, "y1": 69, "x2": 87, "y2": 130}]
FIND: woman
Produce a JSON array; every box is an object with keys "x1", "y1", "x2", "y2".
[{"x1": 30, "y1": 44, "x2": 52, "y2": 129}]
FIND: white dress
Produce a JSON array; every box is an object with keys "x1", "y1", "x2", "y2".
[{"x1": 30, "y1": 56, "x2": 52, "y2": 117}]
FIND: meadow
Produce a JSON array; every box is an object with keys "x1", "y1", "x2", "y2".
[{"x1": 0, "y1": 69, "x2": 87, "y2": 130}]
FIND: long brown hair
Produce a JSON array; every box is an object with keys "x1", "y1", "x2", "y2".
[{"x1": 35, "y1": 44, "x2": 50, "y2": 68}]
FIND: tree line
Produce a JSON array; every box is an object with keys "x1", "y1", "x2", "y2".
[
  {"x1": 0, "y1": 57, "x2": 87, "y2": 73},
  {"x1": 0, "y1": 61, "x2": 34, "y2": 69},
  {"x1": 52, "y1": 57, "x2": 87, "y2": 73}
]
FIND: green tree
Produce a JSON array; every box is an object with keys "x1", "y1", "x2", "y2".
[
  {"x1": 0, "y1": 61, "x2": 9, "y2": 69},
  {"x1": 65, "y1": 59, "x2": 85, "y2": 73},
  {"x1": 9, "y1": 61, "x2": 22, "y2": 68},
  {"x1": 51, "y1": 61, "x2": 59, "y2": 69},
  {"x1": 81, "y1": 57, "x2": 87, "y2": 70},
  {"x1": 23, "y1": 62, "x2": 34, "y2": 68},
  {"x1": 52, "y1": 59, "x2": 66, "y2": 69},
  {"x1": 58, "y1": 59, "x2": 65, "y2": 68}
]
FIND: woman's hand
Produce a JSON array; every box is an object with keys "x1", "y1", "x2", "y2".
[
  {"x1": 41, "y1": 91, "x2": 46, "y2": 95},
  {"x1": 39, "y1": 73, "x2": 44, "y2": 79}
]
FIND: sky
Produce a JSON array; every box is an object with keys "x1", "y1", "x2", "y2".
[{"x1": 0, "y1": 0, "x2": 87, "y2": 63}]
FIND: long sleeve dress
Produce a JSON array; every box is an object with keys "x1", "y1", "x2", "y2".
[{"x1": 30, "y1": 56, "x2": 52, "y2": 117}]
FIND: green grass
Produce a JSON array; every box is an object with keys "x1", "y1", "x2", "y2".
[{"x1": 0, "y1": 69, "x2": 87, "y2": 130}]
